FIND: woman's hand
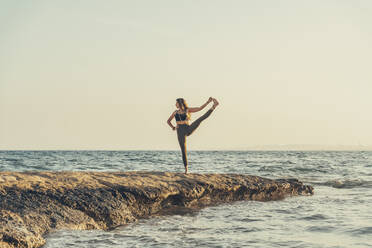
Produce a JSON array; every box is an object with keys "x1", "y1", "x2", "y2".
[
  {"x1": 172, "y1": 126, "x2": 178, "y2": 131},
  {"x1": 189, "y1": 98, "x2": 214, "y2": 113}
]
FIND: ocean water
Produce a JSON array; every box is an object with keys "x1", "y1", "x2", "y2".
[{"x1": 1, "y1": 150, "x2": 372, "y2": 248}]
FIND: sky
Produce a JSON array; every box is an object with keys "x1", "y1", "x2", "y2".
[{"x1": 1, "y1": 0, "x2": 372, "y2": 150}]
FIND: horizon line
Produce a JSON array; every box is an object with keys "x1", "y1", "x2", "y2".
[{"x1": 1, "y1": 148, "x2": 372, "y2": 152}]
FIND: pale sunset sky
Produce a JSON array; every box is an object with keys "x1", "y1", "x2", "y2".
[{"x1": 1, "y1": 0, "x2": 371, "y2": 150}]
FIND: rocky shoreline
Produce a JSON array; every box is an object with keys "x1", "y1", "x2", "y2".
[{"x1": 0, "y1": 171, "x2": 314, "y2": 248}]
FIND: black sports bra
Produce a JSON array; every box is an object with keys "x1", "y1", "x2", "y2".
[{"x1": 175, "y1": 110, "x2": 189, "y2": 121}]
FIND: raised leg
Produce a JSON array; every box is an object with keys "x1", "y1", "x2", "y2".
[{"x1": 187, "y1": 108, "x2": 214, "y2": 136}]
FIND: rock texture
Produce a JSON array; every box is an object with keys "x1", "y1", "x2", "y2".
[{"x1": 0, "y1": 171, "x2": 314, "y2": 248}]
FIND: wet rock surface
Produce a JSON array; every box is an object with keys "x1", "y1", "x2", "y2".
[{"x1": 0, "y1": 171, "x2": 313, "y2": 248}]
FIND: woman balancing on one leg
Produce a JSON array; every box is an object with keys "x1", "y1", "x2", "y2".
[{"x1": 167, "y1": 97, "x2": 219, "y2": 174}]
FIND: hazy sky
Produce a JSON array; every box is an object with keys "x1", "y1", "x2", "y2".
[{"x1": 1, "y1": 0, "x2": 372, "y2": 150}]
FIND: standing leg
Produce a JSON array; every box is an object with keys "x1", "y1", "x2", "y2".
[
  {"x1": 177, "y1": 126, "x2": 188, "y2": 173},
  {"x1": 187, "y1": 108, "x2": 214, "y2": 136}
]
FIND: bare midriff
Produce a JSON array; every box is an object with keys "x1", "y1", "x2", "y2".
[{"x1": 176, "y1": 120, "x2": 189, "y2": 125}]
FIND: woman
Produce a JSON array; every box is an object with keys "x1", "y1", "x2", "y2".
[{"x1": 167, "y1": 97, "x2": 219, "y2": 174}]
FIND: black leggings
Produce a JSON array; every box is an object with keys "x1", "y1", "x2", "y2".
[{"x1": 176, "y1": 108, "x2": 214, "y2": 168}]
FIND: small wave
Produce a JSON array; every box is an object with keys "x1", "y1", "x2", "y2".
[
  {"x1": 317, "y1": 179, "x2": 372, "y2": 189},
  {"x1": 3, "y1": 158, "x2": 20, "y2": 162},
  {"x1": 307, "y1": 225, "x2": 333, "y2": 232},
  {"x1": 350, "y1": 226, "x2": 372, "y2": 235},
  {"x1": 233, "y1": 226, "x2": 260, "y2": 233},
  {"x1": 300, "y1": 214, "x2": 327, "y2": 221},
  {"x1": 240, "y1": 218, "x2": 261, "y2": 222}
]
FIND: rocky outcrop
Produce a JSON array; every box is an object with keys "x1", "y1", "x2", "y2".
[{"x1": 0, "y1": 171, "x2": 313, "y2": 248}]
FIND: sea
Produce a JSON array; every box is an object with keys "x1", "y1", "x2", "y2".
[{"x1": 1, "y1": 150, "x2": 372, "y2": 248}]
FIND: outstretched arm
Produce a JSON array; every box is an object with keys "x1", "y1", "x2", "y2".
[
  {"x1": 188, "y1": 97, "x2": 213, "y2": 113},
  {"x1": 166, "y1": 110, "x2": 177, "y2": 130}
]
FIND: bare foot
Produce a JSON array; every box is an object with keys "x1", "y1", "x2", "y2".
[{"x1": 212, "y1": 98, "x2": 219, "y2": 109}]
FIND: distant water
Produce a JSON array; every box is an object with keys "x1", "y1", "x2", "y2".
[{"x1": 1, "y1": 150, "x2": 372, "y2": 248}]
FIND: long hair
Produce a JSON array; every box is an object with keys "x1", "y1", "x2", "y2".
[
  {"x1": 176, "y1": 98, "x2": 188, "y2": 111},
  {"x1": 176, "y1": 98, "x2": 190, "y2": 120},
  {"x1": 176, "y1": 98, "x2": 189, "y2": 112}
]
